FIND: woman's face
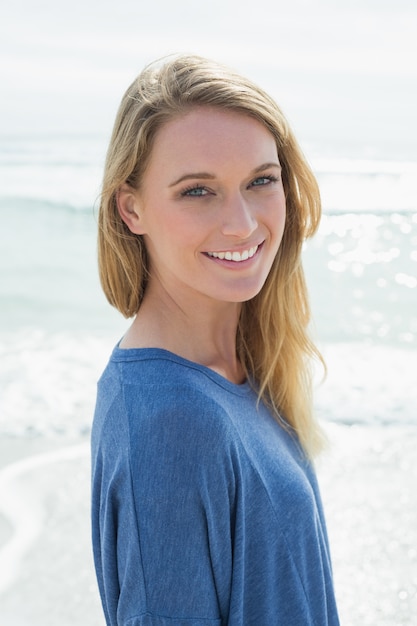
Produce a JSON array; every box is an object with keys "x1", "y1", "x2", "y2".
[{"x1": 122, "y1": 106, "x2": 286, "y2": 308}]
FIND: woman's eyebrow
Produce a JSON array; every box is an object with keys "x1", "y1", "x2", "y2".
[
  {"x1": 252, "y1": 162, "x2": 281, "y2": 174},
  {"x1": 169, "y1": 172, "x2": 215, "y2": 187}
]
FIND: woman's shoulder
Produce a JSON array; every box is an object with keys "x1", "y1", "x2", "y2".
[{"x1": 94, "y1": 346, "x2": 252, "y2": 450}]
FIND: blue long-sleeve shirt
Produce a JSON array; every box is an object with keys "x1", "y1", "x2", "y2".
[{"x1": 91, "y1": 347, "x2": 339, "y2": 625}]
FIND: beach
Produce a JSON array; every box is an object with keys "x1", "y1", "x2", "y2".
[
  {"x1": 1, "y1": 0, "x2": 417, "y2": 622},
  {"x1": 0, "y1": 424, "x2": 416, "y2": 625},
  {"x1": 0, "y1": 94, "x2": 416, "y2": 626}
]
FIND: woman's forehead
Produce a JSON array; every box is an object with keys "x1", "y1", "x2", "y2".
[{"x1": 149, "y1": 106, "x2": 278, "y2": 164}]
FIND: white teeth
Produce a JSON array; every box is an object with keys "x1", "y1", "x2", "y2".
[{"x1": 207, "y1": 245, "x2": 259, "y2": 262}]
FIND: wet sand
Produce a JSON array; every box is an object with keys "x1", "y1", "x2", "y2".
[
  {"x1": 0, "y1": 437, "x2": 103, "y2": 625},
  {"x1": 0, "y1": 424, "x2": 416, "y2": 625}
]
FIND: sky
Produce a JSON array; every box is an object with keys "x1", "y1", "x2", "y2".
[{"x1": 1, "y1": 0, "x2": 416, "y2": 158}]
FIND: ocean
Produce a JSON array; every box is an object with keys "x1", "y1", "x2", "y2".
[{"x1": 0, "y1": 133, "x2": 416, "y2": 438}]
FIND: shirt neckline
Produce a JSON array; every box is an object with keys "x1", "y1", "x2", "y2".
[{"x1": 111, "y1": 344, "x2": 253, "y2": 396}]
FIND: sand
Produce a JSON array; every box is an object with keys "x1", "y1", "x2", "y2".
[
  {"x1": 0, "y1": 437, "x2": 102, "y2": 626},
  {"x1": 0, "y1": 424, "x2": 416, "y2": 626}
]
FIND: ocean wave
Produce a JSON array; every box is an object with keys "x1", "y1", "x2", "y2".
[
  {"x1": 314, "y1": 342, "x2": 417, "y2": 427},
  {"x1": 0, "y1": 195, "x2": 97, "y2": 214},
  {"x1": 0, "y1": 329, "x2": 415, "y2": 438}
]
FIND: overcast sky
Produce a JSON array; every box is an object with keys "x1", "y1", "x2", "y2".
[{"x1": 1, "y1": 0, "x2": 416, "y2": 157}]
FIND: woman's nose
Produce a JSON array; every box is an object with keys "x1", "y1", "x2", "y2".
[{"x1": 220, "y1": 193, "x2": 257, "y2": 238}]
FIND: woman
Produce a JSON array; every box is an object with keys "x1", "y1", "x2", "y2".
[{"x1": 91, "y1": 55, "x2": 340, "y2": 625}]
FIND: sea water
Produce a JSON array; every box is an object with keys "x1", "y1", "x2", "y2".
[{"x1": 0, "y1": 133, "x2": 416, "y2": 437}]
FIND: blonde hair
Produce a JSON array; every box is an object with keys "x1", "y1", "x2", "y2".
[{"x1": 98, "y1": 54, "x2": 326, "y2": 457}]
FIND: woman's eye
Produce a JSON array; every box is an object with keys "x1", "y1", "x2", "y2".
[
  {"x1": 181, "y1": 185, "x2": 209, "y2": 197},
  {"x1": 250, "y1": 175, "x2": 278, "y2": 188}
]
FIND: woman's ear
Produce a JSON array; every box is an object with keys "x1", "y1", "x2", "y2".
[{"x1": 117, "y1": 184, "x2": 146, "y2": 235}]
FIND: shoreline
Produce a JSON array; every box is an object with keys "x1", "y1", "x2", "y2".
[
  {"x1": 0, "y1": 438, "x2": 90, "y2": 593},
  {"x1": 0, "y1": 434, "x2": 103, "y2": 625}
]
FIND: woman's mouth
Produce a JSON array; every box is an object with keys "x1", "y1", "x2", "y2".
[{"x1": 205, "y1": 243, "x2": 261, "y2": 263}]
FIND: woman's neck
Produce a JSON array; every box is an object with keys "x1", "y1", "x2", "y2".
[{"x1": 119, "y1": 285, "x2": 245, "y2": 384}]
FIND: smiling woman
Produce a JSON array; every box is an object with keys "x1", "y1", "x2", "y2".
[
  {"x1": 92, "y1": 54, "x2": 340, "y2": 626},
  {"x1": 116, "y1": 108, "x2": 286, "y2": 317}
]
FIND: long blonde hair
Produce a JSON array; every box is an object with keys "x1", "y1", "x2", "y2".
[{"x1": 98, "y1": 54, "x2": 326, "y2": 457}]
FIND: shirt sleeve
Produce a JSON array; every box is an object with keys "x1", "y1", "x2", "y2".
[{"x1": 91, "y1": 382, "x2": 237, "y2": 625}]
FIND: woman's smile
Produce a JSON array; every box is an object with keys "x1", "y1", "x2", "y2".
[{"x1": 204, "y1": 242, "x2": 263, "y2": 263}]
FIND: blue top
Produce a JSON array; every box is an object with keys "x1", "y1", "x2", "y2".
[{"x1": 91, "y1": 347, "x2": 339, "y2": 626}]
